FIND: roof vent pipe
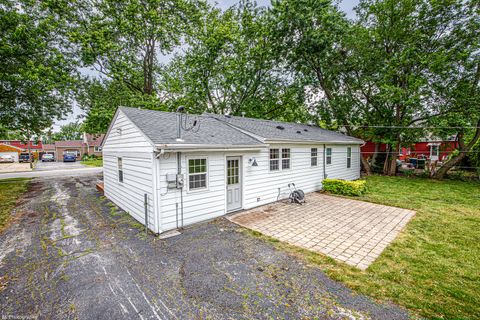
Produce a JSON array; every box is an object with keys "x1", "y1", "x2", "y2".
[
  {"x1": 241, "y1": 112, "x2": 246, "y2": 117},
  {"x1": 176, "y1": 106, "x2": 185, "y2": 140}
]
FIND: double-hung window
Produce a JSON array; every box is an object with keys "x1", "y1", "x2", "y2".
[
  {"x1": 311, "y1": 148, "x2": 318, "y2": 166},
  {"x1": 118, "y1": 157, "x2": 123, "y2": 182},
  {"x1": 188, "y1": 158, "x2": 207, "y2": 190},
  {"x1": 282, "y1": 148, "x2": 291, "y2": 169},
  {"x1": 326, "y1": 148, "x2": 332, "y2": 165},
  {"x1": 269, "y1": 149, "x2": 280, "y2": 171},
  {"x1": 347, "y1": 147, "x2": 352, "y2": 168}
]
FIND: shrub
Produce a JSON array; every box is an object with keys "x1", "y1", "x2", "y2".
[{"x1": 322, "y1": 179, "x2": 367, "y2": 196}]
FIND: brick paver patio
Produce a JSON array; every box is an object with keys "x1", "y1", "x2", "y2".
[{"x1": 229, "y1": 193, "x2": 415, "y2": 270}]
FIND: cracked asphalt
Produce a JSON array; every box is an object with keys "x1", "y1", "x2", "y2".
[{"x1": 0, "y1": 175, "x2": 409, "y2": 320}]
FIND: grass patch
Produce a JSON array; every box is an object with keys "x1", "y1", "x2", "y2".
[
  {"x1": 248, "y1": 176, "x2": 480, "y2": 319},
  {"x1": 81, "y1": 158, "x2": 103, "y2": 167},
  {"x1": 0, "y1": 178, "x2": 31, "y2": 232}
]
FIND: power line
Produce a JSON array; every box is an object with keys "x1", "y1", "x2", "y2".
[{"x1": 336, "y1": 125, "x2": 480, "y2": 129}]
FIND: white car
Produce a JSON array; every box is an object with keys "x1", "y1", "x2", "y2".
[
  {"x1": 0, "y1": 155, "x2": 15, "y2": 163},
  {"x1": 42, "y1": 154, "x2": 55, "y2": 162}
]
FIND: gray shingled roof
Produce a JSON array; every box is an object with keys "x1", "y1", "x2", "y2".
[
  {"x1": 207, "y1": 114, "x2": 364, "y2": 144},
  {"x1": 120, "y1": 107, "x2": 264, "y2": 146},
  {"x1": 119, "y1": 107, "x2": 363, "y2": 146}
]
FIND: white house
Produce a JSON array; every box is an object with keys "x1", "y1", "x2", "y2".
[{"x1": 102, "y1": 107, "x2": 364, "y2": 234}]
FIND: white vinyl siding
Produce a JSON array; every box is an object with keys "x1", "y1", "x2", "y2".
[
  {"x1": 103, "y1": 110, "x2": 157, "y2": 233},
  {"x1": 158, "y1": 153, "x2": 225, "y2": 231},
  {"x1": 324, "y1": 145, "x2": 360, "y2": 181}
]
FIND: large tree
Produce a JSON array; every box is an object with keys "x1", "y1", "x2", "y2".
[
  {"x1": 428, "y1": 0, "x2": 479, "y2": 179},
  {"x1": 270, "y1": 0, "x2": 477, "y2": 175},
  {"x1": 71, "y1": 0, "x2": 206, "y2": 122},
  {"x1": 0, "y1": 0, "x2": 77, "y2": 137},
  {"x1": 52, "y1": 122, "x2": 84, "y2": 141},
  {"x1": 161, "y1": 1, "x2": 311, "y2": 121},
  {"x1": 0, "y1": 0, "x2": 78, "y2": 166}
]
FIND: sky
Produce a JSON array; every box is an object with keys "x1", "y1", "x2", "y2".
[{"x1": 53, "y1": 0, "x2": 359, "y2": 131}]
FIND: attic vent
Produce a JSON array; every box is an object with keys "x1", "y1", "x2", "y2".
[
  {"x1": 303, "y1": 129, "x2": 308, "y2": 132},
  {"x1": 276, "y1": 125, "x2": 285, "y2": 130},
  {"x1": 296, "y1": 130, "x2": 301, "y2": 134}
]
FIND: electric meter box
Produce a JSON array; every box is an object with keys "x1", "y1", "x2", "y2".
[{"x1": 166, "y1": 173, "x2": 184, "y2": 189}]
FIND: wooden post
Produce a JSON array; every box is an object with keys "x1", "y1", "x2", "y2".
[{"x1": 144, "y1": 193, "x2": 148, "y2": 238}]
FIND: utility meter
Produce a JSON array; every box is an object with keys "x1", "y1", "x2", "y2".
[{"x1": 176, "y1": 174, "x2": 184, "y2": 189}]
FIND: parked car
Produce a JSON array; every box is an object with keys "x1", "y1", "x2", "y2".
[
  {"x1": 42, "y1": 154, "x2": 55, "y2": 162},
  {"x1": 0, "y1": 155, "x2": 15, "y2": 163},
  {"x1": 19, "y1": 153, "x2": 33, "y2": 163},
  {"x1": 63, "y1": 153, "x2": 76, "y2": 162}
]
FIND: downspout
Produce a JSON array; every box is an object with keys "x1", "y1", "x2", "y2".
[
  {"x1": 323, "y1": 144, "x2": 327, "y2": 179},
  {"x1": 177, "y1": 151, "x2": 184, "y2": 229}
]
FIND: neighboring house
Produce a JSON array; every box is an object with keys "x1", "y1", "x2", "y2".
[
  {"x1": 53, "y1": 140, "x2": 84, "y2": 161},
  {"x1": 361, "y1": 137, "x2": 458, "y2": 162},
  {"x1": 0, "y1": 140, "x2": 43, "y2": 151},
  {"x1": 102, "y1": 107, "x2": 363, "y2": 234},
  {"x1": 0, "y1": 143, "x2": 24, "y2": 162},
  {"x1": 48, "y1": 133, "x2": 105, "y2": 161},
  {"x1": 83, "y1": 133, "x2": 105, "y2": 157},
  {"x1": 0, "y1": 140, "x2": 43, "y2": 161}
]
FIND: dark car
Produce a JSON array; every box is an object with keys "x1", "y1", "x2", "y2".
[
  {"x1": 63, "y1": 153, "x2": 76, "y2": 162},
  {"x1": 19, "y1": 153, "x2": 33, "y2": 163}
]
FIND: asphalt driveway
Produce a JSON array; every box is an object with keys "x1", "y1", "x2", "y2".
[{"x1": 0, "y1": 175, "x2": 409, "y2": 319}]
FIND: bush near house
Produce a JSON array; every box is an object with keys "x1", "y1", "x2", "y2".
[{"x1": 322, "y1": 179, "x2": 367, "y2": 196}]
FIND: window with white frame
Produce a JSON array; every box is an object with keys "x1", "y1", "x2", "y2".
[
  {"x1": 347, "y1": 147, "x2": 352, "y2": 168},
  {"x1": 94, "y1": 146, "x2": 102, "y2": 152},
  {"x1": 188, "y1": 158, "x2": 207, "y2": 190},
  {"x1": 118, "y1": 157, "x2": 123, "y2": 182},
  {"x1": 282, "y1": 148, "x2": 291, "y2": 169},
  {"x1": 269, "y1": 149, "x2": 279, "y2": 171},
  {"x1": 311, "y1": 148, "x2": 318, "y2": 166},
  {"x1": 326, "y1": 148, "x2": 332, "y2": 165}
]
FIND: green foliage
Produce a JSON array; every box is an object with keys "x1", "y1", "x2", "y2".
[
  {"x1": 161, "y1": 1, "x2": 312, "y2": 122},
  {"x1": 71, "y1": 0, "x2": 207, "y2": 133},
  {"x1": 0, "y1": 0, "x2": 78, "y2": 136},
  {"x1": 52, "y1": 122, "x2": 84, "y2": 141},
  {"x1": 322, "y1": 179, "x2": 367, "y2": 196}
]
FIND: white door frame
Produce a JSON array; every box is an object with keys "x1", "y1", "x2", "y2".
[{"x1": 226, "y1": 156, "x2": 243, "y2": 212}]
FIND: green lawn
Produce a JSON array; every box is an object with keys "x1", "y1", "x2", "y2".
[
  {"x1": 248, "y1": 176, "x2": 480, "y2": 319},
  {"x1": 81, "y1": 158, "x2": 103, "y2": 167},
  {"x1": 0, "y1": 178, "x2": 31, "y2": 232}
]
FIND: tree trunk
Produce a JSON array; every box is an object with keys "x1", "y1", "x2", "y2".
[
  {"x1": 360, "y1": 156, "x2": 372, "y2": 175},
  {"x1": 371, "y1": 142, "x2": 380, "y2": 168},
  {"x1": 434, "y1": 118, "x2": 480, "y2": 179},
  {"x1": 383, "y1": 144, "x2": 398, "y2": 176},
  {"x1": 28, "y1": 139, "x2": 32, "y2": 169}
]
